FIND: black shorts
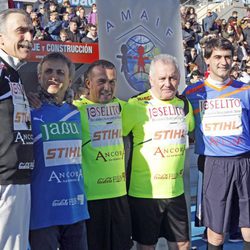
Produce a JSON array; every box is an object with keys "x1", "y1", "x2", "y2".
[
  {"x1": 86, "y1": 195, "x2": 133, "y2": 250},
  {"x1": 29, "y1": 220, "x2": 88, "y2": 250},
  {"x1": 129, "y1": 194, "x2": 189, "y2": 245},
  {"x1": 203, "y1": 155, "x2": 250, "y2": 233}
]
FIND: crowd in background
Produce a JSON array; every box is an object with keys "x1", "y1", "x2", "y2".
[
  {"x1": 181, "y1": 4, "x2": 250, "y2": 84},
  {"x1": 19, "y1": 0, "x2": 98, "y2": 43},
  {"x1": 16, "y1": 0, "x2": 250, "y2": 84}
]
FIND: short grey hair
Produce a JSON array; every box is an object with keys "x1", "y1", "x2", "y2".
[
  {"x1": 149, "y1": 54, "x2": 180, "y2": 77},
  {"x1": 0, "y1": 9, "x2": 30, "y2": 34}
]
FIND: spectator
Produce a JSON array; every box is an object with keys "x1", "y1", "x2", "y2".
[
  {"x1": 240, "y1": 7, "x2": 250, "y2": 29},
  {"x1": 37, "y1": 4, "x2": 49, "y2": 27},
  {"x1": 44, "y1": 11, "x2": 62, "y2": 41},
  {"x1": 66, "y1": 19, "x2": 82, "y2": 43},
  {"x1": 231, "y1": 54, "x2": 241, "y2": 68},
  {"x1": 228, "y1": 10, "x2": 238, "y2": 24},
  {"x1": 75, "y1": 7, "x2": 88, "y2": 36},
  {"x1": 194, "y1": 40, "x2": 208, "y2": 77},
  {"x1": 59, "y1": 28, "x2": 71, "y2": 42},
  {"x1": 231, "y1": 20, "x2": 244, "y2": 43},
  {"x1": 188, "y1": 69, "x2": 203, "y2": 85},
  {"x1": 182, "y1": 20, "x2": 196, "y2": 48},
  {"x1": 230, "y1": 65, "x2": 241, "y2": 80},
  {"x1": 236, "y1": 41, "x2": 248, "y2": 65},
  {"x1": 32, "y1": 17, "x2": 46, "y2": 40},
  {"x1": 33, "y1": 0, "x2": 49, "y2": 13},
  {"x1": 0, "y1": 9, "x2": 34, "y2": 250},
  {"x1": 81, "y1": 24, "x2": 98, "y2": 43},
  {"x1": 61, "y1": 12, "x2": 70, "y2": 29},
  {"x1": 180, "y1": 5, "x2": 187, "y2": 25},
  {"x1": 58, "y1": 0, "x2": 71, "y2": 17},
  {"x1": 222, "y1": 22, "x2": 237, "y2": 39},
  {"x1": 202, "y1": 9, "x2": 218, "y2": 33},
  {"x1": 25, "y1": 4, "x2": 33, "y2": 15},
  {"x1": 87, "y1": 3, "x2": 98, "y2": 25},
  {"x1": 66, "y1": 6, "x2": 76, "y2": 21},
  {"x1": 220, "y1": 19, "x2": 227, "y2": 33},
  {"x1": 187, "y1": 48, "x2": 198, "y2": 70},
  {"x1": 48, "y1": 1, "x2": 58, "y2": 17},
  {"x1": 243, "y1": 20, "x2": 250, "y2": 50},
  {"x1": 186, "y1": 6, "x2": 197, "y2": 23},
  {"x1": 30, "y1": 11, "x2": 38, "y2": 19}
]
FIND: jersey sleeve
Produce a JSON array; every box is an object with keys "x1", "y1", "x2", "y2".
[
  {"x1": 186, "y1": 100, "x2": 195, "y2": 133},
  {"x1": 122, "y1": 101, "x2": 137, "y2": 136}
]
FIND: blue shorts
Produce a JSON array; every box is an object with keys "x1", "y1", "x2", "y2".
[{"x1": 203, "y1": 154, "x2": 250, "y2": 233}]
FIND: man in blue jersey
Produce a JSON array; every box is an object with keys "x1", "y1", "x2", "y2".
[
  {"x1": 184, "y1": 37, "x2": 250, "y2": 250},
  {"x1": 29, "y1": 52, "x2": 89, "y2": 250}
]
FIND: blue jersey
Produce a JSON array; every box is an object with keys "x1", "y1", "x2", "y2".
[
  {"x1": 30, "y1": 103, "x2": 89, "y2": 230},
  {"x1": 183, "y1": 79, "x2": 250, "y2": 156}
]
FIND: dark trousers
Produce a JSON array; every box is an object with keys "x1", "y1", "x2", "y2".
[{"x1": 29, "y1": 220, "x2": 88, "y2": 250}]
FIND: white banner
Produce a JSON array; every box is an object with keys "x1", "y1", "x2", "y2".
[{"x1": 96, "y1": 0, "x2": 185, "y2": 100}]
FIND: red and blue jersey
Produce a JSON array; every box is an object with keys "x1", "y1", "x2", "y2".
[{"x1": 183, "y1": 79, "x2": 250, "y2": 156}]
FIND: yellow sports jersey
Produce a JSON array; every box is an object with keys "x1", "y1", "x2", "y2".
[
  {"x1": 74, "y1": 97, "x2": 127, "y2": 200},
  {"x1": 123, "y1": 90, "x2": 195, "y2": 198}
]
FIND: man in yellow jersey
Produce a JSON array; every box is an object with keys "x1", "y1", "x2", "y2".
[
  {"x1": 123, "y1": 54, "x2": 195, "y2": 250},
  {"x1": 74, "y1": 60, "x2": 132, "y2": 250}
]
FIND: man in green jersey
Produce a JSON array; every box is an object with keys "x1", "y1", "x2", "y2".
[
  {"x1": 74, "y1": 60, "x2": 132, "y2": 250},
  {"x1": 123, "y1": 54, "x2": 195, "y2": 250}
]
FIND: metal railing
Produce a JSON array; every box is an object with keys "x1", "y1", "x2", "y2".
[{"x1": 181, "y1": 0, "x2": 230, "y2": 6}]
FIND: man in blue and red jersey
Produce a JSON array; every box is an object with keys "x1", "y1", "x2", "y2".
[{"x1": 183, "y1": 37, "x2": 250, "y2": 250}]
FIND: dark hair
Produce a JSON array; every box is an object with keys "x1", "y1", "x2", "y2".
[
  {"x1": 70, "y1": 18, "x2": 78, "y2": 24},
  {"x1": 204, "y1": 37, "x2": 234, "y2": 59},
  {"x1": 83, "y1": 59, "x2": 116, "y2": 83}
]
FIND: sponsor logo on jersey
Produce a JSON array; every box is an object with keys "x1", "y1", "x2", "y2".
[
  {"x1": 52, "y1": 194, "x2": 84, "y2": 207},
  {"x1": 153, "y1": 145, "x2": 186, "y2": 158},
  {"x1": 97, "y1": 172, "x2": 126, "y2": 184},
  {"x1": 44, "y1": 140, "x2": 82, "y2": 167},
  {"x1": 41, "y1": 121, "x2": 80, "y2": 141},
  {"x1": 95, "y1": 150, "x2": 125, "y2": 162},
  {"x1": 154, "y1": 129, "x2": 185, "y2": 140},
  {"x1": 148, "y1": 105, "x2": 184, "y2": 120},
  {"x1": 93, "y1": 129, "x2": 122, "y2": 141},
  {"x1": 153, "y1": 170, "x2": 183, "y2": 180},
  {"x1": 18, "y1": 161, "x2": 34, "y2": 169},
  {"x1": 48, "y1": 169, "x2": 83, "y2": 183},
  {"x1": 87, "y1": 104, "x2": 121, "y2": 120},
  {"x1": 14, "y1": 131, "x2": 33, "y2": 144}
]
